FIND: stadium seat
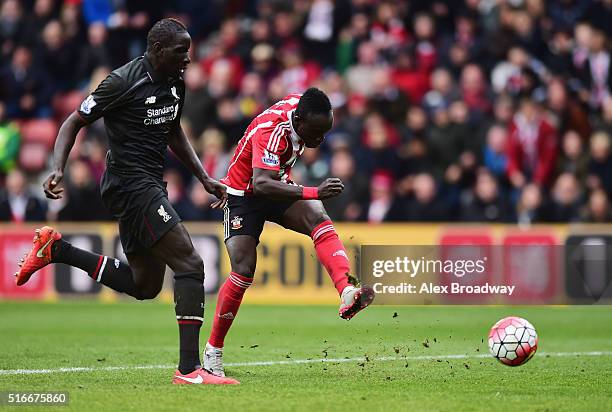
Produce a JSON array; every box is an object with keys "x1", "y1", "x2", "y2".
[
  {"x1": 53, "y1": 91, "x2": 84, "y2": 122},
  {"x1": 20, "y1": 119, "x2": 58, "y2": 149},
  {"x1": 18, "y1": 142, "x2": 49, "y2": 173}
]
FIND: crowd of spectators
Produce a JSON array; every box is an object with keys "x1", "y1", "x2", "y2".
[{"x1": 1, "y1": 0, "x2": 611, "y2": 224}]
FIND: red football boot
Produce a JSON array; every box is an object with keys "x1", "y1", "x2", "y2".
[
  {"x1": 172, "y1": 368, "x2": 240, "y2": 385},
  {"x1": 15, "y1": 226, "x2": 62, "y2": 286},
  {"x1": 339, "y1": 285, "x2": 375, "y2": 320}
]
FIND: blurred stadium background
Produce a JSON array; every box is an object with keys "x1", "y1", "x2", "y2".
[
  {"x1": 1, "y1": 4, "x2": 612, "y2": 410},
  {"x1": 0, "y1": 0, "x2": 612, "y2": 303}
]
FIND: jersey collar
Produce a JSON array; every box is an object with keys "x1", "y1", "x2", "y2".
[
  {"x1": 142, "y1": 55, "x2": 164, "y2": 83},
  {"x1": 289, "y1": 110, "x2": 303, "y2": 143}
]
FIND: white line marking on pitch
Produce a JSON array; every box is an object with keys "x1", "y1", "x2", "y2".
[{"x1": 0, "y1": 351, "x2": 611, "y2": 376}]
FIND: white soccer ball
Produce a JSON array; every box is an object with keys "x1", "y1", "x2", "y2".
[{"x1": 488, "y1": 316, "x2": 538, "y2": 366}]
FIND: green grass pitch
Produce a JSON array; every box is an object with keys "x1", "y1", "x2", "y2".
[{"x1": 0, "y1": 302, "x2": 611, "y2": 411}]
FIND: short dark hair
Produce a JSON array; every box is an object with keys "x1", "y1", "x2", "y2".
[
  {"x1": 146, "y1": 18, "x2": 187, "y2": 52},
  {"x1": 296, "y1": 88, "x2": 332, "y2": 119}
]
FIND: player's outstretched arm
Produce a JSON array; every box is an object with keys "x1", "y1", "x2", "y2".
[
  {"x1": 43, "y1": 112, "x2": 87, "y2": 199},
  {"x1": 168, "y1": 125, "x2": 227, "y2": 208},
  {"x1": 253, "y1": 168, "x2": 344, "y2": 201}
]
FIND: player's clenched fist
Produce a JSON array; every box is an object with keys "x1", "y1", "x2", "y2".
[{"x1": 317, "y1": 178, "x2": 344, "y2": 199}]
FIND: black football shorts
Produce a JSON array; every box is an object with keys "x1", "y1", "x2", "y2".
[
  {"x1": 100, "y1": 169, "x2": 181, "y2": 254},
  {"x1": 223, "y1": 194, "x2": 296, "y2": 243}
]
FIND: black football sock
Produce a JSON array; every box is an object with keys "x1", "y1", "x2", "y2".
[
  {"x1": 52, "y1": 239, "x2": 140, "y2": 298},
  {"x1": 174, "y1": 271, "x2": 205, "y2": 375}
]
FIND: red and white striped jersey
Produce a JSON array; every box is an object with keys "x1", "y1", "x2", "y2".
[{"x1": 221, "y1": 94, "x2": 305, "y2": 195}]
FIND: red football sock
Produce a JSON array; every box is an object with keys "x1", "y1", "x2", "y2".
[
  {"x1": 208, "y1": 272, "x2": 252, "y2": 348},
  {"x1": 311, "y1": 220, "x2": 351, "y2": 295}
]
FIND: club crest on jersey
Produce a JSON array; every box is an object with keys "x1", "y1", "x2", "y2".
[
  {"x1": 145, "y1": 95, "x2": 156, "y2": 104},
  {"x1": 158, "y1": 205, "x2": 172, "y2": 223},
  {"x1": 80, "y1": 95, "x2": 97, "y2": 114},
  {"x1": 262, "y1": 150, "x2": 280, "y2": 167},
  {"x1": 231, "y1": 216, "x2": 243, "y2": 230},
  {"x1": 171, "y1": 86, "x2": 180, "y2": 100}
]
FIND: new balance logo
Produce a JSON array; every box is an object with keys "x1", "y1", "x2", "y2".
[
  {"x1": 219, "y1": 312, "x2": 235, "y2": 320},
  {"x1": 171, "y1": 86, "x2": 180, "y2": 100},
  {"x1": 145, "y1": 96, "x2": 157, "y2": 104},
  {"x1": 333, "y1": 250, "x2": 348, "y2": 260},
  {"x1": 158, "y1": 205, "x2": 172, "y2": 223}
]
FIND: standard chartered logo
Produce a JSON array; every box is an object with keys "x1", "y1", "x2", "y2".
[{"x1": 144, "y1": 104, "x2": 179, "y2": 125}]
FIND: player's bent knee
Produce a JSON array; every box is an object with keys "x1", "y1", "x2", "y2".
[
  {"x1": 170, "y1": 249, "x2": 204, "y2": 275},
  {"x1": 313, "y1": 213, "x2": 331, "y2": 227},
  {"x1": 186, "y1": 253, "x2": 205, "y2": 274},
  {"x1": 134, "y1": 286, "x2": 162, "y2": 300},
  {"x1": 232, "y1": 264, "x2": 255, "y2": 277},
  {"x1": 305, "y1": 212, "x2": 331, "y2": 233},
  {"x1": 230, "y1": 254, "x2": 256, "y2": 276},
  {"x1": 136, "y1": 291, "x2": 159, "y2": 301},
  {"x1": 230, "y1": 258, "x2": 255, "y2": 276},
  {"x1": 173, "y1": 270, "x2": 204, "y2": 285}
]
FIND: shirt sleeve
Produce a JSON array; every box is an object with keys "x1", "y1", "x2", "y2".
[
  {"x1": 77, "y1": 72, "x2": 127, "y2": 124},
  {"x1": 252, "y1": 123, "x2": 289, "y2": 171}
]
